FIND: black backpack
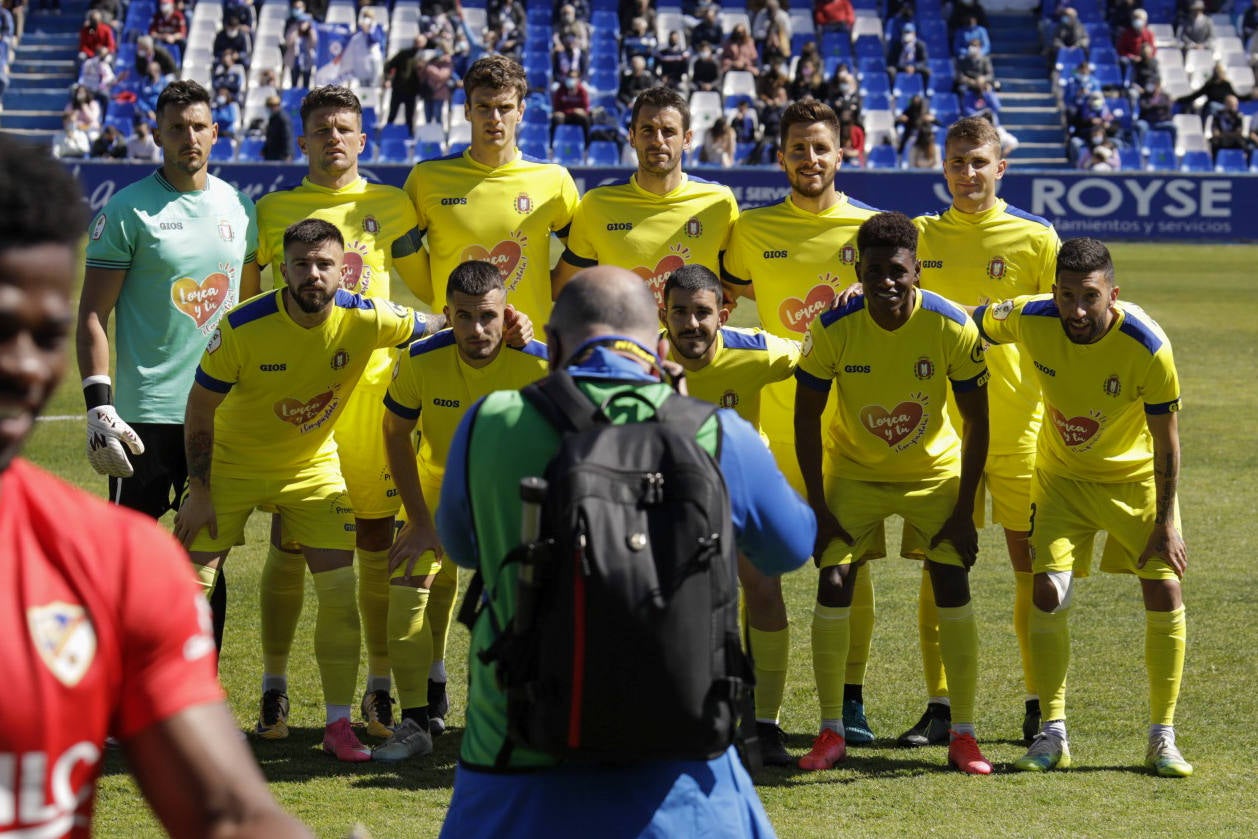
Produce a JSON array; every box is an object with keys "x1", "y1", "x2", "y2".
[{"x1": 461, "y1": 371, "x2": 755, "y2": 766}]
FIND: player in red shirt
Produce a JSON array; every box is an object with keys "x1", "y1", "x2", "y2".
[{"x1": 0, "y1": 134, "x2": 308, "y2": 838}]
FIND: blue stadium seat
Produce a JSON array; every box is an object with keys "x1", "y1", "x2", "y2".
[
  {"x1": 447, "y1": 142, "x2": 470, "y2": 156},
  {"x1": 863, "y1": 92, "x2": 892, "y2": 111},
  {"x1": 1143, "y1": 129, "x2": 1174, "y2": 153},
  {"x1": 282, "y1": 88, "x2": 308, "y2": 111},
  {"x1": 1055, "y1": 46, "x2": 1085, "y2": 75},
  {"x1": 735, "y1": 142, "x2": 759, "y2": 165},
  {"x1": 377, "y1": 137, "x2": 411, "y2": 163},
  {"x1": 587, "y1": 140, "x2": 621, "y2": 166},
  {"x1": 867, "y1": 144, "x2": 898, "y2": 169},
  {"x1": 1092, "y1": 63, "x2": 1122, "y2": 88},
  {"x1": 590, "y1": 67, "x2": 619, "y2": 93},
  {"x1": 859, "y1": 71, "x2": 890, "y2": 96},
  {"x1": 819, "y1": 32, "x2": 852, "y2": 60},
  {"x1": 553, "y1": 141, "x2": 586, "y2": 167},
  {"x1": 1145, "y1": 147, "x2": 1175, "y2": 170},
  {"x1": 526, "y1": 67, "x2": 551, "y2": 91},
  {"x1": 858, "y1": 56, "x2": 888, "y2": 77},
  {"x1": 1118, "y1": 146, "x2": 1143, "y2": 169},
  {"x1": 1181, "y1": 149, "x2": 1214, "y2": 173},
  {"x1": 380, "y1": 123, "x2": 410, "y2": 142},
  {"x1": 854, "y1": 36, "x2": 884, "y2": 59},
  {"x1": 893, "y1": 73, "x2": 925, "y2": 98},
  {"x1": 927, "y1": 60, "x2": 954, "y2": 93},
  {"x1": 553, "y1": 124, "x2": 585, "y2": 149},
  {"x1": 791, "y1": 33, "x2": 816, "y2": 56},
  {"x1": 519, "y1": 138, "x2": 549, "y2": 159},
  {"x1": 361, "y1": 107, "x2": 377, "y2": 135},
  {"x1": 522, "y1": 106, "x2": 551, "y2": 127},
  {"x1": 1143, "y1": 0, "x2": 1175, "y2": 22},
  {"x1": 1214, "y1": 148, "x2": 1247, "y2": 172},
  {"x1": 210, "y1": 137, "x2": 235, "y2": 161},
  {"x1": 416, "y1": 141, "x2": 446, "y2": 161},
  {"x1": 237, "y1": 137, "x2": 265, "y2": 162}
]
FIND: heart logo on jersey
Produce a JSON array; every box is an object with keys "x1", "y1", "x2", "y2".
[
  {"x1": 462, "y1": 238, "x2": 524, "y2": 288},
  {"x1": 274, "y1": 391, "x2": 335, "y2": 427},
  {"x1": 860, "y1": 401, "x2": 925, "y2": 447},
  {"x1": 1048, "y1": 406, "x2": 1100, "y2": 447},
  {"x1": 28, "y1": 602, "x2": 97, "y2": 688},
  {"x1": 340, "y1": 251, "x2": 365, "y2": 292},
  {"x1": 778, "y1": 284, "x2": 837, "y2": 334},
  {"x1": 634, "y1": 253, "x2": 687, "y2": 306},
  {"x1": 171, "y1": 272, "x2": 231, "y2": 329}
]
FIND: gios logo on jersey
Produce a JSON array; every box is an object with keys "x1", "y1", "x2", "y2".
[{"x1": 778, "y1": 283, "x2": 836, "y2": 334}]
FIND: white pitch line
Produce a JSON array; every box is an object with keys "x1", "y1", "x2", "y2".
[{"x1": 37, "y1": 415, "x2": 84, "y2": 422}]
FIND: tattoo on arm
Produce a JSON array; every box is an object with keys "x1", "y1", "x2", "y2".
[
  {"x1": 187, "y1": 430, "x2": 214, "y2": 484},
  {"x1": 1154, "y1": 452, "x2": 1177, "y2": 524}
]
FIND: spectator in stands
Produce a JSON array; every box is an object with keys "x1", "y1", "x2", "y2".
[
  {"x1": 837, "y1": 106, "x2": 865, "y2": 165},
  {"x1": 253, "y1": 67, "x2": 280, "y2": 107},
  {"x1": 491, "y1": 0, "x2": 526, "y2": 40},
  {"x1": 78, "y1": 44, "x2": 115, "y2": 116},
  {"x1": 907, "y1": 121, "x2": 941, "y2": 168},
  {"x1": 554, "y1": 4, "x2": 590, "y2": 51},
  {"x1": 753, "y1": 0, "x2": 792, "y2": 63},
  {"x1": 90, "y1": 123, "x2": 125, "y2": 157},
  {"x1": 791, "y1": 56, "x2": 827, "y2": 100},
  {"x1": 619, "y1": 0, "x2": 655, "y2": 36},
  {"x1": 54, "y1": 113, "x2": 91, "y2": 159},
  {"x1": 553, "y1": 29, "x2": 588, "y2": 78},
  {"x1": 341, "y1": 8, "x2": 386, "y2": 86},
  {"x1": 1050, "y1": 7, "x2": 1089, "y2": 57},
  {"x1": 829, "y1": 62, "x2": 861, "y2": 118},
  {"x1": 384, "y1": 34, "x2": 426, "y2": 134},
  {"x1": 962, "y1": 79, "x2": 1002, "y2": 121},
  {"x1": 1136, "y1": 80, "x2": 1176, "y2": 145},
  {"x1": 226, "y1": 0, "x2": 257, "y2": 34},
  {"x1": 691, "y1": 40, "x2": 720, "y2": 91},
  {"x1": 1109, "y1": 0, "x2": 1137, "y2": 32},
  {"x1": 890, "y1": 23, "x2": 931, "y2": 88},
  {"x1": 722, "y1": 23, "x2": 760, "y2": 77},
  {"x1": 88, "y1": 0, "x2": 118, "y2": 25},
  {"x1": 1078, "y1": 141, "x2": 1118, "y2": 170},
  {"x1": 212, "y1": 49, "x2": 247, "y2": 99},
  {"x1": 956, "y1": 38, "x2": 995, "y2": 92},
  {"x1": 947, "y1": 0, "x2": 988, "y2": 41},
  {"x1": 134, "y1": 35, "x2": 177, "y2": 80},
  {"x1": 1118, "y1": 10, "x2": 1156, "y2": 67},
  {"x1": 618, "y1": 53, "x2": 655, "y2": 107},
  {"x1": 126, "y1": 119, "x2": 161, "y2": 160},
  {"x1": 1072, "y1": 90, "x2": 1116, "y2": 144},
  {"x1": 149, "y1": 1, "x2": 187, "y2": 59},
  {"x1": 896, "y1": 94, "x2": 931, "y2": 152},
  {"x1": 262, "y1": 94, "x2": 293, "y2": 160},
  {"x1": 136, "y1": 59, "x2": 172, "y2": 124},
  {"x1": 754, "y1": 83, "x2": 789, "y2": 156},
  {"x1": 1128, "y1": 43, "x2": 1161, "y2": 97},
  {"x1": 65, "y1": 83, "x2": 101, "y2": 135},
  {"x1": 419, "y1": 38, "x2": 456, "y2": 126},
  {"x1": 656, "y1": 30, "x2": 690, "y2": 90},
  {"x1": 1064, "y1": 60, "x2": 1101, "y2": 116},
  {"x1": 815, "y1": 0, "x2": 855, "y2": 35},
  {"x1": 691, "y1": 6, "x2": 723, "y2": 50},
  {"x1": 77, "y1": 9, "x2": 115, "y2": 63},
  {"x1": 1244, "y1": 0, "x2": 1258, "y2": 45},
  {"x1": 700, "y1": 115, "x2": 736, "y2": 166},
  {"x1": 305, "y1": 0, "x2": 329, "y2": 23},
  {"x1": 1209, "y1": 94, "x2": 1248, "y2": 154},
  {"x1": 981, "y1": 108, "x2": 1019, "y2": 155},
  {"x1": 0, "y1": 22, "x2": 10, "y2": 105},
  {"x1": 285, "y1": 13, "x2": 318, "y2": 88},
  {"x1": 495, "y1": 19, "x2": 524, "y2": 61},
  {"x1": 214, "y1": 16, "x2": 252, "y2": 69},
  {"x1": 886, "y1": 2, "x2": 917, "y2": 47},
  {"x1": 730, "y1": 98, "x2": 758, "y2": 143},
  {"x1": 1179, "y1": 1, "x2": 1214, "y2": 52},
  {"x1": 3, "y1": 0, "x2": 24, "y2": 47},
  {"x1": 622, "y1": 16, "x2": 657, "y2": 67},
  {"x1": 1179, "y1": 62, "x2": 1249, "y2": 119},
  {"x1": 212, "y1": 86, "x2": 240, "y2": 140},
  {"x1": 953, "y1": 15, "x2": 991, "y2": 58}
]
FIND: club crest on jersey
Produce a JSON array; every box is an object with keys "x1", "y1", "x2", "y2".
[
  {"x1": 685, "y1": 217, "x2": 703, "y2": 238},
  {"x1": 720, "y1": 390, "x2": 739, "y2": 409},
  {"x1": 987, "y1": 256, "x2": 1006, "y2": 280},
  {"x1": 992, "y1": 299, "x2": 1015, "y2": 321},
  {"x1": 914, "y1": 357, "x2": 935, "y2": 380},
  {"x1": 91, "y1": 214, "x2": 107, "y2": 240},
  {"x1": 207, "y1": 328, "x2": 222, "y2": 353},
  {"x1": 801, "y1": 330, "x2": 814, "y2": 357},
  {"x1": 28, "y1": 602, "x2": 97, "y2": 688},
  {"x1": 839, "y1": 244, "x2": 857, "y2": 265},
  {"x1": 362, "y1": 215, "x2": 380, "y2": 234},
  {"x1": 331, "y1": 348, "x2": 349, "y2": 370},
  {"x1": 217, "y1": 220, "x2": 235, "y2": 242},
  {"x1": 514, "y1": 193, "x2": 532, "y2": 214},
  {"x1": 1103, "y1": 374, "x2": 1122, "y2": 397}
]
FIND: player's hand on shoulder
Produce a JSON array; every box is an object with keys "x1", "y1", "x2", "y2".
[
  {"x1": 86, "y1": 405, "x2": 145, "y2": 477},
  {"x1": 1138, "y1": 522, "x2": 1187, "y2": 579},
  {"x1": 503, "y1": 304, "x2": 534, "y2": 347},
  {"x1": 832, "y1": 281, "x2": 863, "y2": 310},
  {"x1": 173, "y1": 489, "x2": 217, "y2": 549}
]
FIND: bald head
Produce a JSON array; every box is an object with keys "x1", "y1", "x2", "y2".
[{"x1": 548, "y1": 266, "x2": 662, "y2": 367}]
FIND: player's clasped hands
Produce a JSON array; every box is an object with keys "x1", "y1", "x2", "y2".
[
  {"x1": 1137, "y1": 522, "x2": 1188, "y2": 579},
  {"x1": 85, "y1": 405, "x2": 146, "y2": 477},
  {"x1": 173, "y1": 489, "x2": 218, "y2": 548}
]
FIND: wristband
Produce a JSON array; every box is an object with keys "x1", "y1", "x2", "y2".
[{"x1": 82, "y1": 375, "x2": 112, "y2": 410}]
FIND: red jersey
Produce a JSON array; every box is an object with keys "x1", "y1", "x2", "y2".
[{"x1": 0, "y1": 459, "x2": 223, "y2": 838}]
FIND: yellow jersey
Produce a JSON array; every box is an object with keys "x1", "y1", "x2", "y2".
[
  {"x1": 404, "y1": 150, "x2": 579, "y2": 322},
  {"x1": 384, "y1": 331, "x2": 549, "y2": 484},
  {"x1": 796, "y1": 289, "x2": 988, "y2": 482},
  {"x1": 562, "y1": 173, "x2": 739, "y2": 306},
  {"x1": 195, "y1": 290, "x2": 426, "y2": 477},
  {"x1": 665, "y1": 327, "x2": 799, "y2": 430},
  {"x1": 977, "y1": 295, "x2": 1180, "y2": 483},
  {"x1": 914, "y1": 200, "x2": 1060, "y2": 457}
]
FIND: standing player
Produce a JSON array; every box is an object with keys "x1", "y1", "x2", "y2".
[
  {"x1": 794, "y1": 212, "x2": 992, "y2": 775},
  {"x1": 405, "y1": 54, "x2": 580, "y2": 326},
  {"x1": 404, "y1": 54, "x2": 575, "y2": 724},
  {"x1": 659, "y1": 264, "x2": 803, "y2": 765},
  {"x1": 1, "y1": 132, "x2": 309, "y2": 839},
  {"x1": 975, "y1": 238, "x2": 1192, "y2": 778},
  {"x1": 552, "y1": 85, "x2": 740, "y2": 306},
  {"x1": 254, "y1": 84, "x2": 431, "y2": 744},
  {"x1": 377, "y1": 261, "x2": 549, "y2": 761},
  {"x1": 173, "y1": 219, "x2": 435, "y2": 762},
  {"x1": 902, "y1": 115, "x2": 1061, "y2": 747},
  {"x1": 77, "y1": 79, "x2": 259, "y2": 656},
  {"x1": 720, "y1": 100, "x2": 882, "y2": 751}
]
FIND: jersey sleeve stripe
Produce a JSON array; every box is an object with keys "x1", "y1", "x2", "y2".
[
  {"x1": 227, "y1": 292, "x2": 280, "y2": 328},
  {"x1": 1145, "y1": 398, "x2": 1180, "y2": 415},
  {"x1": 1003, "y1": 204, "x2": 1053, "y2": 228},
  {"x1": 509, "y1": 340, "x2": 549, "y2": 360},
  {"x1": 1118, "y1": 317, "x2": 1164, "y2": 355},
  {"x1": 84, "y1": 258, "x2": 131, "y2": 269},
  {"x1": 555, "y1": 220, "x2": 572, "y2": 238},
  {"x1": 560, "y1": 248, "x2": 598, "y2": 269},
  {"x1": 950, "y1": 370, "x2": 988, "y2": 393},
  {"x1": 920, "y1": 290, "x2": 968, "y2": 326},
  {"x1": 392, "y1": 226, "x2": 423, "y2": 259},
  {"x1": 718, "y1": 252, "x2": 750, "y2": 286},
  {"x1": 409, "y1": 329, "x2": 457, "y2": 356},
  {"x1": 795, "y1": 368, "x2": 832, "y2": 392},
  {"x1": 720, "y1": 328, "x2": 769, "y2": 351},
  {"x1": 333, "y1": 289, "x2": 376, "y2": 310},
  {"x1": 819, "y1": 296, "x2": 864, "y2": 327},
  {"x1": 194, "y1": 367, "x2": 233, "y2": 393},
  {"x1": 404, "y1": 313, "x2": 428, "y2": 346},
  {"x1": 383, "y1": 392, "x2": 421, "y2": 420},
  {"x1": 973, "y1": 305, "x2": 1000, "y2": 344}
]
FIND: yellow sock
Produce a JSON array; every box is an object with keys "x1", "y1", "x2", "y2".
[
  {"x1": 845, "y1": 564, "x2": 875, "y2": 687},
  {"x1": 425, "y1": 559, "x2": 459, "y2": 664},
  {"x1": 748, "y1": 626, "x2": 789, "y2": 722},
  {"x1": 260, "y1": 545, "x2": 305, "y2": 676},
  {"x1": 194, "y1": 562, "x2": 219, "y2": 596},
  {"x1": 918, "y1": 567, "x2": 948, "y2": 698},
  {"x1": 1029, "y1": 605, "x2": 1071, "y2": 722},
  {"x1": 311, "y1": 565, "x2": 360, "y2": 707},
  {"x1": 811, "y1": 604, "x2": 850, "y2": 722},
  {"x1": 1146, "y1": 606, "x2": 1186, "y2": 726},
  {"x1": 388, "y1": 581, "x2": 432, "y2": 711},
  {"x1": 356, "y1": 547, "x2": 392, "y2": 682},
  {"x1": 937, "y1": 603, "x2": 979, "y2": 726},
  {"x1": 1013, "y1": 571, "x2": 1035, "y2": 696}
]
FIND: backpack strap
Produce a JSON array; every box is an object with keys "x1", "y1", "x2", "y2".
[
  {"x1": 652, "y1": 392, "x2": 721, "y2": 443},
  {"x1": 520, "y1": 370, "x2": 604, "y2": 435}
]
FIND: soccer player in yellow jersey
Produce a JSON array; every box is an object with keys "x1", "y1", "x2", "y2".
[
  {"x1": 553, "y1": 86, "x2": 740, "y2": 306},
  {"x1": 975, "y1": 238, "x2": 1192, "y2": 778},
  {"x1": 405, "y1": 55, "x2": 580, "y2": 325},
  {"x1": 794, "y1": 213, "x2": 992, "y2": 776},
  {"x1": 254, "y1": 85, "x2": 434, "y2": 743},
  {"x1": 721, "y1": 100, "x2": 882, "y2": 748},
  {"x1": 902, "y1": 115, "x2": 1062, "y2": 748},
  {"x1": 173, "y1": 219, "x2": 436, "y2": 762},
  {"x1": 376, "y1": 261, "x2": 549, "y2": 761},
  {"x1": 659, "y1": 264, "x2": 803, "y2": 766}
]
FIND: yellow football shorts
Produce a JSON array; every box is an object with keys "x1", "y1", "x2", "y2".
[
  {"x1": 818, "y1": 474, "x2": 965, "y2": 569},
  {"x1": 390, "y1": 470, "x2": 446, "y2": 580},
  {"x1": 191, "y1": 465, "x2": 356, "y2": 553},
  {"x1": 972, "y1": 450, "x2": 1035, "y2": 531},
  {"x1": 1029, "y1": 468, "x2": 1182, "y2": 581},
  {"x1": 762, "y1": 377, "x2": 838, "y2": 497},
  {"x1": 333, "y1": 353, "x2": 399, "y2": 520}
]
